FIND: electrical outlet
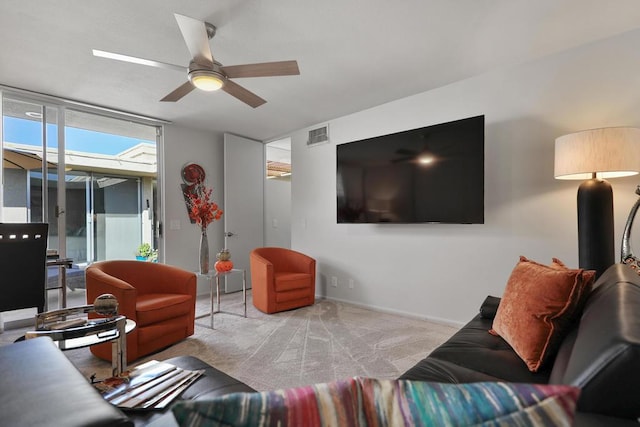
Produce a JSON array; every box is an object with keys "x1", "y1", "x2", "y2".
[
  {"x1": 331, "y1": 276, "x2": 338, "y2": 287},
  {"x1": 348, "y1": 279, "x2": 355, "y2": 289}
]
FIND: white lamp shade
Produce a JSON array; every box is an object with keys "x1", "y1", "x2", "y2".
[{"x1": 554, "y1": 127, "x2": 640, "y2": 180}]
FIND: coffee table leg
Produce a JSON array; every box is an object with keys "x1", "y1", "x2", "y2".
[
  {"x1": 242, "y1": 269, "x2": 247, "y2": 317},
  {"x1": 213, "y1": 275, "x2": 221, "y2": 329},
  {"x1": 60, "y1": 265, "x2": 67, "y2": 308},
  {"x1": 209, "y1": 274, "x2": 214, "y2": 329},
  {"x1": 111, "y1": 318, "x2": 127, "y2": 376}
]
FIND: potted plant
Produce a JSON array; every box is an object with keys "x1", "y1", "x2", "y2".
[{"x1": 136, "y1": 243, "x2": 153, "y2": 260}]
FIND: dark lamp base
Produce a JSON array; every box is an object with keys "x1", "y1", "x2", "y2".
[{"x1": 577, "y1": 178, "x2": 614, "y2": 278}]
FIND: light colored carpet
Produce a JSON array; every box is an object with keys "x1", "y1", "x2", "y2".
[{"x1": 0, "y1": 291, "x2": 458, "y2": 391}]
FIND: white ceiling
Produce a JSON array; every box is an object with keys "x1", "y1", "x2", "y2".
[{"x1": 2, "y1": 1, "x2": 640, "y2": 141}]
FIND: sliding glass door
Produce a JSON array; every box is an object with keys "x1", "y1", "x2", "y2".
[
  {"x1": 1, "y1": 99, "x2": 58, "y2": 225},
  {"x1": 1, "y1": 91, "x2": 160, "y2": 314}
]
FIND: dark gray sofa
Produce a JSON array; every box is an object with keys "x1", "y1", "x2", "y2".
[{"x1": 401, "y1": 263, "x2": 640, "y2": 425}]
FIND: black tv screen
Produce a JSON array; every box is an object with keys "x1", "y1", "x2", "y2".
[{"x1": 337, "y1": 115, "x2": 484, "y2": 224}]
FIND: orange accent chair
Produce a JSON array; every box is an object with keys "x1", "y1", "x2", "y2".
[
  {"x1": 250, "y1": 247, "x2": 316, "y2": 314},
  {"x1": 85, "y1": 260, "x2": 196, "y2": 363}
]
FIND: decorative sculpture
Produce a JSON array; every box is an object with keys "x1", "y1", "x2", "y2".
[
  {"x1": 215, "y1": 248, "x2": 233, "y2": 272},
  {"x1": 94, "y1": 293, "x2": 119, "y2": 317},
  {"x1": 621, "y1": 185, "x2": 640, "y2": 274},
  {"x1": 180, "y1": 163, "x2": 206, "y2": 224}
]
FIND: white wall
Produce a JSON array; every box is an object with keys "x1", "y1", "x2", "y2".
[
  {"x1": 162, "y1": 124, "x2": 224, "y2": 294},
  {"x1": 289, "y1": 28, "x2": 640, "y2": 325},
  {"x1": 265, "y1": 178, "x2": 291, "y2": 248}
]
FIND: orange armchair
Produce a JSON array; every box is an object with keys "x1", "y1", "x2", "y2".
[
  {"x1": 85, "y1": 260, "x2": 196, "y2": 363},
  {"x1": 250, "y1": 247, "x2": 316, "y2": 314}
]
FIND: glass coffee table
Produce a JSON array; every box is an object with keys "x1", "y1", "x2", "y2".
[{"x1": 25, "y1": 306, "x2": 136, "y2": 376}]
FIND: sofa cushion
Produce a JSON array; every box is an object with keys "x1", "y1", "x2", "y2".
[
  {"x1": 490, "y1": 256, "x2": 593, "y2": 372},
  {"x1": 171, "y1": 377, "x2": 579, "y2": 427},
  {"x1": 401, "y1": 313, "x2": 551, "y2": 384},
  {"x1": 399, "y1": 354, "x2": 505, "y2": 383}
]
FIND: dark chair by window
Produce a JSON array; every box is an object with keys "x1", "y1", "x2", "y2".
[{"x1": 0, "y1": 223, "x2": 49, "y2": 313}]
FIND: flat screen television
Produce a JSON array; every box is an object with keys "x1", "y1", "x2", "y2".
[{"x1": 337, "y1": 115, "x2": 484, "y2": 224}]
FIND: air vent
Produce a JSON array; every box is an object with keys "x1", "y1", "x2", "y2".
[{"x1": 307, "y1": 124, "x2": 329, "y2": 146}]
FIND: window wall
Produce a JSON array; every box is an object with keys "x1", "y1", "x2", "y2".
[{"x1": 1, "y1": 91, "x2": 160, "y2": 314}]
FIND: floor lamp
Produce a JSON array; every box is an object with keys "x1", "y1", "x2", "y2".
[{"x1": 554, "y1": 127, "x2": 640, "y2": 278}]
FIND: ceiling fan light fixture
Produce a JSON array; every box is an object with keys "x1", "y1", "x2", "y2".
[
  {"x1": 417, "y1": 154, "x2": 435, "y2": 165},
  {"x1": 189, "y1": 70, "x2": 224, "y2": 91}
]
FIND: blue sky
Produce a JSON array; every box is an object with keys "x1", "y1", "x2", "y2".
[{"x1": 3, "y1": 117, "x2": 154, "y2": 155}]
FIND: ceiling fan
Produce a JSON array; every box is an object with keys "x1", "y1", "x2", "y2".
[{"x1": 93, "y1": 13, "x2": 300, "y2": 108}]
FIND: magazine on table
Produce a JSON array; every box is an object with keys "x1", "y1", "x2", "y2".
[{"x1": 94, "y1": 360, "x2": 203, "y2": 410}]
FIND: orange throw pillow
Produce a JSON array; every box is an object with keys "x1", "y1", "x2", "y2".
[{"x1": 490, "y1": 256, "x2": 594, "y2": 372}]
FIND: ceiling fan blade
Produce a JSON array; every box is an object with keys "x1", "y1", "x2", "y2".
[
  {"x1": 160, "y1": 81, "x2": 196, "y2": 102},
  {"x1": 222, "y1": 80, "x2": 266, "y2": 108},
  {"x1": 174, "y1": 13, "x2": 214, "y2": 65},
  {"x1": 392, "y1": 156, "x2": 412, "y2": 164},
  {"x1": 92, "y1": 49, "x2": 186, "y2": 73},
  {"x1": 221, "y1": 60, "x2": 300, "y2": 78},
  {"x1": 396, "y1": 149, "x2": 417, "y2": 156}
]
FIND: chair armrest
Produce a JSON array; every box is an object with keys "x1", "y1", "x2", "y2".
[
  {"x1": 85, "y1": 267, "x2": 137, "y2": 321},
  {"x1": 250, "y1": 251, "x2": 276, "y2": 313},
  {"x1": 250, "y1": 252, "x2": 275, "y2": 289}
]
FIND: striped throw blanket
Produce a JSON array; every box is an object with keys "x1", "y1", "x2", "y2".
[{"x1": 172, "y1": 378, "x2": 579, "y2": 426}]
